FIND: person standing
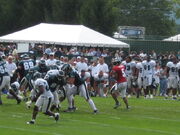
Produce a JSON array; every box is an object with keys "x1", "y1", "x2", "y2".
[
  {"x1": 6, "y1": 56, "x2": 17, "y2": 83},
  {"x1": 159, "y1": 65, "x2": 167, "y2": 96},
  {"x1": 142, "y1": 56, "x2": 156, "y2": 99},
  {"x1": 166, "y1": 56, "x2": 179, "y2": 99},
  {"x1": 110, "y1": 59, "x2": 130, "y2": 109}
]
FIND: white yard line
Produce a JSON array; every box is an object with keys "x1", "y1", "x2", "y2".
[
  {"x1": 109, "y1": 115, "x2": 180, "y2": 122},
  {"x1": 0, "y1": 125, "x2": 63, "y2": 135},
  {"x1": 69, "y1": 118, "x2": 179, "y2": 135},
  {"x1": 118, "y1": 125, "x2": 179, "y2": 135}
]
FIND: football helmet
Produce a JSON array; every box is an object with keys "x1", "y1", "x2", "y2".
[
  {"x1": 33, "y1": 72, "x2": 42, "y2": 80},
  {"x1": 61, "y1": 64, "x2": 72, "y2": 74},
  {"x1": 112, "y1": 58, "x2": 121, "y2": 65}
]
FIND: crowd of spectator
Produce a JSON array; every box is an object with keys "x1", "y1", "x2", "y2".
[{"x1": 1, "y1": 43, "x2": 180, "y2": 98}]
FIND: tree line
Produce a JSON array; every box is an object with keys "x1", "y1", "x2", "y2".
[{"x1": 0, "y1": 0, "x2": 179, "y2": 37}]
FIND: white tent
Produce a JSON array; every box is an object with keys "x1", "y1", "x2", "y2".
[
  {"x1": 0, "y1": 23, "x2": 129, "y2": 48},
  {"x1": 163, "y1": 34, "x2": 180, "y2": 41}
]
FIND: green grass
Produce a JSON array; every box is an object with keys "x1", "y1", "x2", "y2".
[{"x1": 0, "y1": 95, "x2": 180, "y2": 135}]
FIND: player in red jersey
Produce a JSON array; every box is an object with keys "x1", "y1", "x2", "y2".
[{"x1": 110, "y1": 58, "x2": 130, "y2": 109}]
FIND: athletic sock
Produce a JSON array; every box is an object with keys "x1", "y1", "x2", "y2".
[{"x1": 88, "y1": 99, "x2": 97, "y2": 111}]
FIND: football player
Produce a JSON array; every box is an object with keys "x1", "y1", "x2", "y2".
[
  {"x1": 166, "y1": 56, "x2": 179, "y2": 99},
  {"x1": 0, "y1": 56, "x2": 11, "y2": 105},
  {"x1": 79, "y1": 69, "x2": 91, "y2": 92},
  {"x1": 62, "y1": 64, "x2": 98, "y2": 114},
  {"x1": 25, "y1": 72, "x2": 42, "y2": 109},
  {"x1": 142, "y1": 55, "x2": 156, "y2": 98},
  {"x1": 121, "y1": 56, "x2": 136, "y2": 97},
  {"x1": 135, "y1": 58, "x2": 144, "y2": 98},
  {"x1": 16, "y1": 54, "x2": 36, "y2": 99},
  {"x1": 34, "y1": 59, "x2": 50, "y2": 78},
  {"x1": 27, "y1": 78, "x2": 59, "y2": 124},
  {"x1": 7, "y1": 81, "x2": 22, "y2": 104},
  {"x1": 44, "y1": 69, "x2": 66, "y2": 112},
  {"x1": 110, "y1": 58, "x2": 130, "y2": 109}
]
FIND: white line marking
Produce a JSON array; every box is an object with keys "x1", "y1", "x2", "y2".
[
  {"x1": 12, "y1": 115, "x2": 23, "y2": 118},
  {"x1": 69, "y1": 119, "x2": 179, "y2": 135},
  {"x1": 0, "y1": 125, "x2": 63, "y2": 135}
]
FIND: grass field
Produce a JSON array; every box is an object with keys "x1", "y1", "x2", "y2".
[{"x1": 0, "y1": 95, "x2": 180, "y2": 135}]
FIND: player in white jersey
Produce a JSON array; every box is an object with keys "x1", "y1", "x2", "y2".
[
  {"x1": 142, "y1": 56, "x2": 156, "y2": 98},
  {"x1": 79, "y1": 70, "x2": 91, "y2": 91},
  {"x1": 177, "y1": 61, "x2": 180, "y2": 97},
  {"x1": 135, "y1": 58, "x2": 144, "y2": 98},
  {"x1": 27, "y1": 78, "x2": 59, "y2": 124},
  {"x1": 121, "y1": 56, "x2": 136, "y2": 97},
  {"x1": 0, "y1": 56, "x2": 11, "y2": 105},
  {"x1": 7, "y1": 81, "x2": 22, "y2": 104},
  {"x1": 166, "y1": 56, "x2": 180, "y2": 99}
]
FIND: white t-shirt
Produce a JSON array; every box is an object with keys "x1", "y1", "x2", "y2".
[
  {"x1": 76, "y1": 62, "x2": 88, "y2": 73},
  {"x1": 46, "y1": 59, "x2": 56, "y2": 66},
  {"x1": 94, "y1": 73, "x2": 108, "y2": 81},
  {"x1": 97, "y1": 63, "x2": 109, "y2": 73},
  {"x1": 79, "y1": 72, "x2": 91, "y2": 80},
  {"x1": 6, "y1": 62, "x2": 17, "y2": 77},
  {"x1": 89, "y1": 65, "x2": 99, "y2": 77}
]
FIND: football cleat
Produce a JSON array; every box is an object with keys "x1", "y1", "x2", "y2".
[
  {"x1": 127, "y1": 106, "x2": 131, "y2": 110},
  {"x1": 145, "y1": 95, "x2": 149, "y2": 99},
  {"x1": 172, "y1": 96, "x2": 177, "y2": 100},
  {"x1": 27, "y1": 120, "x2": 35, "y2": 125},
  {"x1": 17, "y1": 98, "x2": 21, "y2": 104},
  {"x1": 93, "y1": 110, "x2": 98, "y2": 114},
  {"x1": 114, "y1": 102, "x2": 120, "y2": 109},
  {"x1": 150, "y1": 95, "x2": 153, "y2": 99},
  {"x1": 54, "y1": 113, "x2": 60, "y2": 122},
  {"x1": 26, "y1": 101, "x2": 32, "y2": 109},
  {"x1": 72, "y1": 106, "x2": 78, "y2": 111},
  {"x1": 164, "y1": 94, "x2": 168, "y2": 99},
  {"x1": 0, "y1": 100, "x2": 2, "y2": 105},
  {"x1": 63, "y1": 107, "x2": 74, "y2": 112}
]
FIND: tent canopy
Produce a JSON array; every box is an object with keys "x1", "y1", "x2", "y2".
[
  {"x1": 0, "y1": 23, "x2": 129, "y2": 48},
  {"x1": 163, "y1": 34, "x2": 180, "y2": 41}
]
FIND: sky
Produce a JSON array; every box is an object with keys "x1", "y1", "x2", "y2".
[{"x1": 176, "y1": 19, "x2": 180, "y2": 24}]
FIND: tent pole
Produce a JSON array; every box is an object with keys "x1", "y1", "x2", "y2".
[{"x1": 128, "y1": 47, "x2": 130, "y2": 54}]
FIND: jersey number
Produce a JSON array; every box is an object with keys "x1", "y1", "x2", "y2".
[
  {"x1": 144, "y1": 65, "x2": 150, "y2": 70},
  {"x1": 23, "y1": 62, "x2": 34, "y2": 70},
  {"x1": 0, "y1": 65, "x2": 6, "y2": 74},
  {"x1": 126, "y1": 65, "x2": 131, "y2": 71}
]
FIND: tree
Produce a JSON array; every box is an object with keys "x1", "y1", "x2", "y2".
[
  {"x1": 51, "y1": 0, "x2": 82, "y2": 24},
  {"x1": 116, "y1": 0, "x2": 176, "y2": 36},
  {"x1": 173, "y1": 0, "x2": 180, "y2": 19},
  {"x1": 79, "y1": 0, "x2": 118, "y2": 36},
  {"x1": 0, "y1": 0, "x2": 26, "y2": 35},
  {"x1": 0, "y1": 0, "x2": 178, "y2": 37}
]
